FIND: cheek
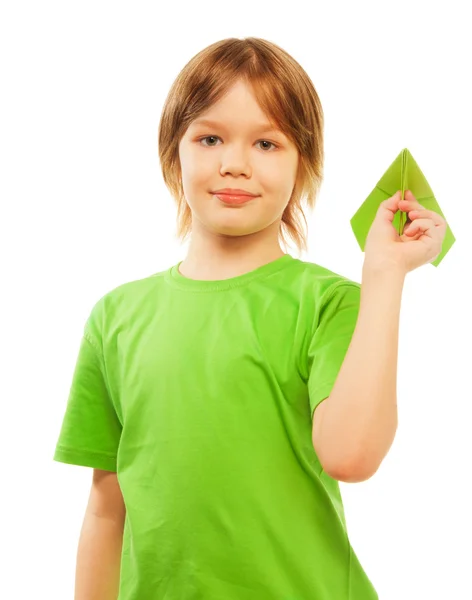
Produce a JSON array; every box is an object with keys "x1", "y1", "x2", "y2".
[
  {"x1": 258, "y1": 162, "x2": 293, "y2": 189},
  {"x1": 182, "y1": 154, "x2": 212, "y2": 186}
]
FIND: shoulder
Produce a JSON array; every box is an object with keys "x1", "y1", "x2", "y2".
[
  {"x1": 292, "y1": 257, "x2": 361, "y2": 302},
  {"x1": 84, "y1": 266, "x2": 172, "y2": 341}
]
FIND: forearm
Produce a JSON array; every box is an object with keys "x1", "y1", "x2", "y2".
[
  {"x1": 318, "y1": 264, "x2": 406, "y2": 481},
  {"x1": 75, "y1": 512, "x2": 124, "y2": 600}
]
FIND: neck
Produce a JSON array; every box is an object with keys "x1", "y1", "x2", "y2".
[{"x1": 179, "y1": 225, "x2": 287, "y2": 281}]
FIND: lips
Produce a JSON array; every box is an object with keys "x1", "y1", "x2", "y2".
[
  {"x1": 212, "y1": 188, "x2": 258, "y2": 197},
  {"x1": 213, "y1": 193, "x2": 255, "y2": 205}
]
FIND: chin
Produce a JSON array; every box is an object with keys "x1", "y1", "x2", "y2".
[{"x1": 209, "y1": 221, "x2": 263, "y2": 237}]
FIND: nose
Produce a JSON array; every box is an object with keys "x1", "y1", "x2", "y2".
[{"x1": 219, "y1": 147, "x2": 252, "y2": 178}]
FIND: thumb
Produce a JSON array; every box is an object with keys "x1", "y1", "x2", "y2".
[
  {"x1": 381, "y1": 190, "x2": 402, "y2": 221},
  {"x1": 389, "y1": 190, "x2": 402, "y2": 204}
]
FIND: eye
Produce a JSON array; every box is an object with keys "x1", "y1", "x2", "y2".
[{"x1": 197, "y1": 135, "x2": 278, "y2": 151}]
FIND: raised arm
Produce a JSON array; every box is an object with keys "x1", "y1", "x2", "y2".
[{"x1": 312, "y1": 264, "x2": 404, "y2": 483}]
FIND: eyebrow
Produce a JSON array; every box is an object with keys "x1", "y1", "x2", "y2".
[{"x1": 191, "y1": 118, "x2": 281, "y2": 135}]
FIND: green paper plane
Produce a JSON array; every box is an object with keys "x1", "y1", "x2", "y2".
[{"x1": 350, "y1": 148, "x2": 456, "y2": 267}]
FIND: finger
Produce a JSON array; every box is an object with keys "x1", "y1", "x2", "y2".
[
  {"x1": 404, "y1": 218, "x2": 439, "y2": 238},
  {"x1": 399, "y1": 197, "x2": 424, "y2": 211},
  {"x1": 408, "y1": 209, "x2": 447, "y2": 228},
  {"x1": 381, "y1": 191, "x2": 402, "y2": 218},
  {"x1": 401, "y1": 189, "x2": 419, "y2": 204}
]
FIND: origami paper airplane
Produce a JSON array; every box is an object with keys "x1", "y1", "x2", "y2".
[{"x1": 350, "y1": 148, "x2": 455, "y2": 267}]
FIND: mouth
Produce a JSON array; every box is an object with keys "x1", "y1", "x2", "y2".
[{"x1": 212, "y1": 193, "x2": 257, "y2": 205}]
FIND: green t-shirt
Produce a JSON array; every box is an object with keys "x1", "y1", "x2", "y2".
[{"x1": 53, "y1": 253, "x2": 378, "y2": 600}]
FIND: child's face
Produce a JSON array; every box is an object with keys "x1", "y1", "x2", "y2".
[{"x1": 178, "y1": 79, "x2": 299, "y2": 240}]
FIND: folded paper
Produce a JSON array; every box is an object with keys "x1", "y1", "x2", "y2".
[{"x1": 350, "y1": 148, "x2": 455, "y2": 267}]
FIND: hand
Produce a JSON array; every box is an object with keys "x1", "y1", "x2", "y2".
[{"x1": 363, "y1": 189, "x2": 447, "y2": 275}]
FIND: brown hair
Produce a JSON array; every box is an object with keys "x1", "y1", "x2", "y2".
[{"x1": 158, "y1": 37, "x2": 324, "y2": 255}]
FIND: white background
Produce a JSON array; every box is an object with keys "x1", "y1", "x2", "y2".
[{"x1": 1, "y1": 1, "x2": 471, "y2": 598}]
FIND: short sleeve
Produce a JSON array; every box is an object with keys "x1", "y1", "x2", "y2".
[
  {"x1": 307, "y1": 282, "x2": 361, "y2": 421},
  {"x1": 53, "y1": 301, "x2": 122, "y2": 471}
]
